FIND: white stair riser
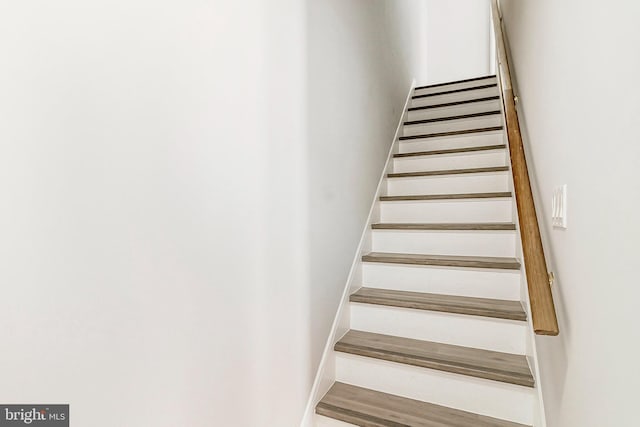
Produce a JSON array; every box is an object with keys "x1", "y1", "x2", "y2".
[
  {"x1": 398, "y1": 132, "x2": 504, "y2": 153},
  {"x1": 386, "y1": 172, "x2": 509, "y2": 195},
  {"x1": 402, "y1": 115, "x2": 502, "y2": 137},
  {"x1": 410, "y1": 87, "x2": 499, "y2": 109},
  {"x1": 315, "y1": 415, "x2": 355, "y2": 427},
  {"x1": 350, "y1": 303, "x2": 527, "y2": 354},
  {"x1": 413, "y1": 78, "x2": 497, "y2": 97},
  {"x1": 408, "y1": 100, "x2": 501, "y2": 122},
  {"x1": 362, "y1": 263, "x2": 521, "y2": 300},
  {"x1": 379, "y1": 198, "x2": 513, "y2": 223},
  {"x1": 371, "y1": 229, "x2": 516, "y2": 257},
  {"x1": 335, "y1": 354, "x2": 534, "y2": 426},
  {"x1": 393, "y1": 150, "x2": 507, "y2": 172}
]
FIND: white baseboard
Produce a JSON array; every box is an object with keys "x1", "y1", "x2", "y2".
[{"x1": 299, "y1": 79, "x2": 416, "y2": 427}]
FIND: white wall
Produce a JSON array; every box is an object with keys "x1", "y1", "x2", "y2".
[
  {"x1": 498, "y1": 1, "x2": 640, "y2": 425},
  {"x1": 0, "y1": 0, "x2": 429, "y2": 425},
  {"x1": 383, "y1": 1, "x2": 429, "y2": 91},
  {"x1": 426, "y1": 0, "x2": 492, "y2": 84},
  {"x1": 306, "y1": 0, "x2": 427, "y2": 380},
  {"x1": 0, "y1": 1, "x2": 308, "y2": 426}
]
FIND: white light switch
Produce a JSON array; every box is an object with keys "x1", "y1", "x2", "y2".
[{"x1": 552, "y1": 185, "x2": 567, "y2": 229}]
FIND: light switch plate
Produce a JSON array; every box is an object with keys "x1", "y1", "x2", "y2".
[{"x1": 552, "y1": 185, "x2": 567, "y2": 228}]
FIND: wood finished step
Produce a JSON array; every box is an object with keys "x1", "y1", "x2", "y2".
[
  {"x1": 350, "y1": 287, "x2": 526, "y2": 321},
  {"x1": 394, "y1": 144, "x2": 506, "y2": 159},
  {"x1": 399, "y1": 126, "x2": 504, "y2": 141},
  {"x1": 380, "y1": 192, "x2": 512, "y2": 202},
  {"x1": 408, "y1": 96, "x2": 500, "y2": 112},
  {"x1": 361, "y1": 252, "x2": 521, "y2": 270},
  {"x1": 335, "y1": 330, "x2": 534, "y2": 387},
  {"x1": 371, "y1": 222, "x2": 516, "y2": 231},
  {"x1": 412, "y1": 83, "x2": 498, "y2": 99},
  {"x1": 415, "y1": 75, "x2": 497, "y2": 91},
  {"x1": 316, "y1": 382, "x2": 531, "y2": 427},
  {"x1": 404, "y1": 110, "x2": 502, "y2": 126},
  {"x1": 388, "y1": 166, "x2": 509, "y2": 178}
]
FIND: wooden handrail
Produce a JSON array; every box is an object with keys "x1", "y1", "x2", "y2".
[{"x1": 491, "y1": 0, "x2": 559, "y2": 336}]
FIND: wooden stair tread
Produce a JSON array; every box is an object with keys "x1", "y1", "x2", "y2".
[
  {"x1": 412, "y1": 83, "x2": 498, "y2": 99},
  {"x1": 415, "y1": 75, "x2": 497, "y2": 91},
  {"x1": 399, "y1": 126, "x2": 503, "y2": 141},
  {"x1": 351, "y1": 287, "x2": 526, "y2": 321},
  {"x1": 388, "y1": 166, "x2": 509, "y2": 178},
  {"x1": 335, "y1": 330, "x2": 534, "y2": 387},
  {"x1": 394, "y1": 144, "x2": 506, "y2": 158},
  {"x1": 408, "y1": 96, "x2": 500, "y2": 112},
  {"x1": 362, "y1": 252, "x2": 521, "y2": 270},
  {"x1": 371, "y1": 222, "x2": 516, "y2": 231},
  {"x1": 404, "y1": 110, "x2": 502, "y2": 126},
  {"x1": 380, "y1": 192, "x2": 512, "y2": 201},
  {"x1": 316, "y1": 382, "x2": 531, "y2": 427}
]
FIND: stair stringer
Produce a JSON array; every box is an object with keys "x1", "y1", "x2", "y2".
[{"x1": 299, "y1": 79, "x2": 416, "y2": 427}]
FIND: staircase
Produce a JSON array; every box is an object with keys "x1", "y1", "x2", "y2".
[{"x1": 313, "y1": 75, "x2": 541, "y2": 426}]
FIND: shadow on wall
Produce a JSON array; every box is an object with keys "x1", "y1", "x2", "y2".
[
  {"x1": 498, "y1": 4, "x2": 572, "y2": 417},
  {"x1": 499, "y1": 3, "x2": 576, "y2": 422},
  {"x1": 516, "y1": 108, "x2": 570, "y2": 419},
  {"x1": 304, "y1": 0, "x2": 428, "y2": 385}
]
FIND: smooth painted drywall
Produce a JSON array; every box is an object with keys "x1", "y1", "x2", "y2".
[
  {"x1": 0, "y1": 0, "x2": 430, "y2": 424},
  {"x1": 426, "y1": 0, "x2": 492, "y2": 84},
  {"x1": 0, "y1": 1, "x2": 309, "y2": 425},
  {"x1": 307, "y1": 0, "x2": 427, "y2": 379},
  {"x1": 498, "y1": 1, "x2": 640, "y2": 425}
]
